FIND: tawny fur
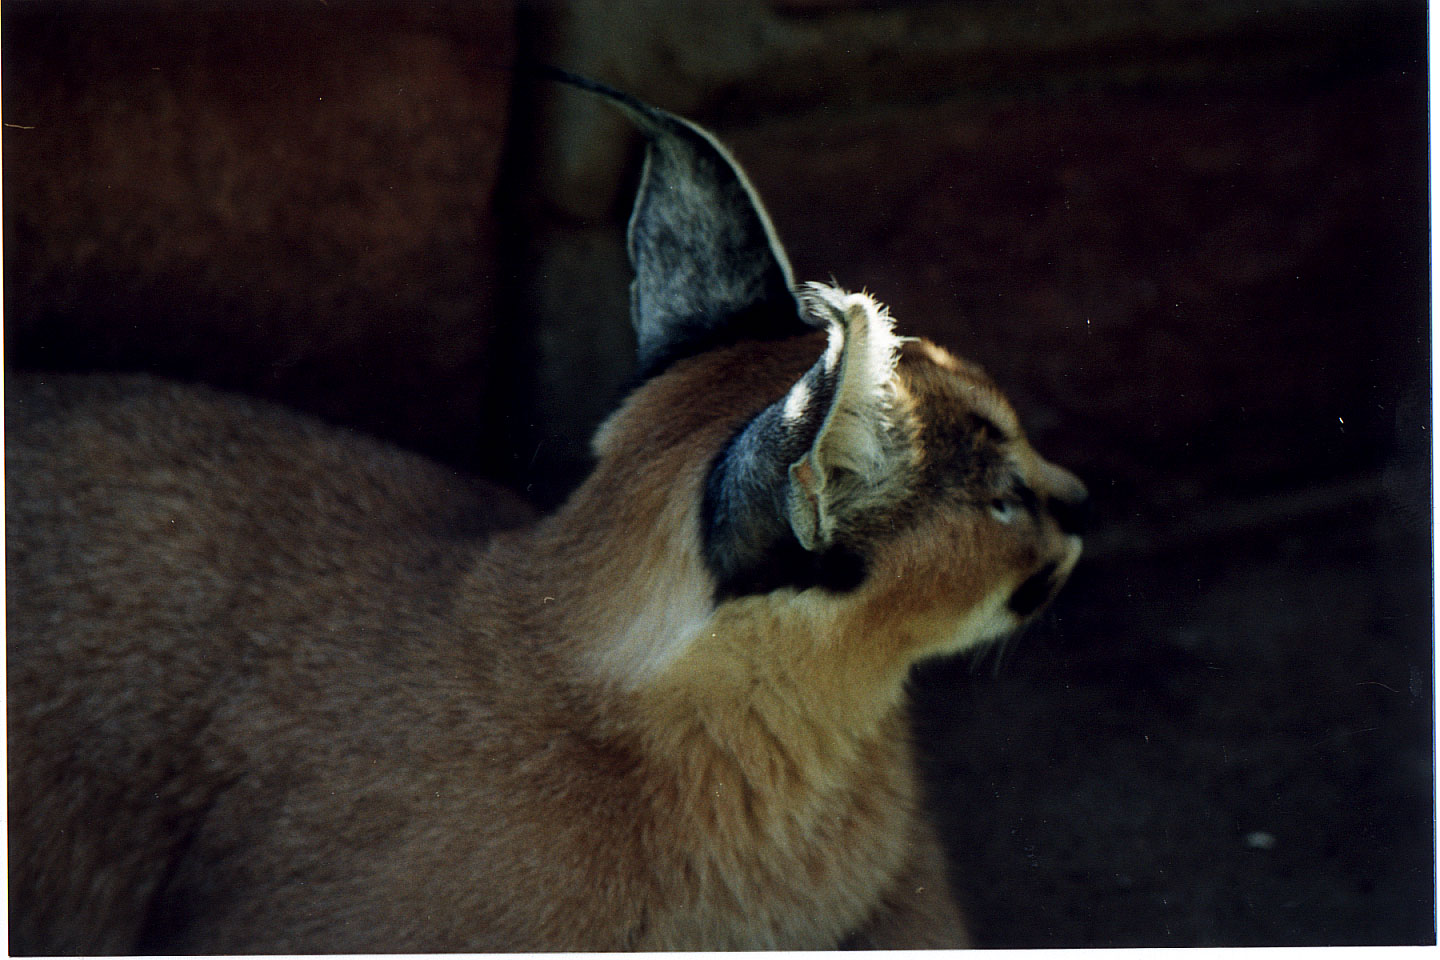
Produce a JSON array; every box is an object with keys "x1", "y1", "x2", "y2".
[
  {"x1": 9, "y1": 320, "x2": 1081, "y2": 951},
  {"x1": 9, "y1": 74, "x2": 1087, "y2": 951}
]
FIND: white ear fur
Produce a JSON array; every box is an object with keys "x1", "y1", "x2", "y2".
[{"x1": 786, "y1": 284, "x2": 907, "y2": 551}]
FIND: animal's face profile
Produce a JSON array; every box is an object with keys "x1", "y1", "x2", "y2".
[
  {"x1": 877, "y1": 336, "x2": 1087, "y2": 654},
  {"x1": 563, "y1": 71, "x2": 1087, "y2": 690}
]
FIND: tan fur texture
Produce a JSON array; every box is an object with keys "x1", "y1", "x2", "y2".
[
  {"x1": 9, "y1": 305, "x2": 1082, "y2": 950},
  {"x1": 9, "y1": 70, "x2": 1082, "y2": 955}
]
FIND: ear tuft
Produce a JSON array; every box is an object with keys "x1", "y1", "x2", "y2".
[{"x1": 545, "y1": 70, "x2": 815, "y2": 377}]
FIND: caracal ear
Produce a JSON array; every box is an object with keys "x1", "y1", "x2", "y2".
[
  {"x1": 703, "y1": 283, "x2": 911, "y2": 596},
  {"x1": 785, "y1": 284, "x2": 909, "y2": 551},
  {"x1": 544, "y1": 69, "x2": 815, "y2": 376}
]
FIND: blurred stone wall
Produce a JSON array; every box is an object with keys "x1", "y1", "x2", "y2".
[
  {"x1": 510, "y1": 0, "x2": 1428, "y2": 530},
  {"x1": 5, "y1": 0, "x2": 1428, "y2": 533},
  {"x1": 5, "y1": 0, "x2": 515, "y2": 472}
]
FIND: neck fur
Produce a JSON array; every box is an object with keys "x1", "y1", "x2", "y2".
[{"x1": 492, "y1": 448, "x2": 919, "y2": 802}]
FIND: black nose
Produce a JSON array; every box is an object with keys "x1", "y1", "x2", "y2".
[{"x1": 1049, "y1": 491, "x2": 1090, "y2": 536}]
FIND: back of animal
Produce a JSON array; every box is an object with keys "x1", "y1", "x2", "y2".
[{"x1": 7, "y1": 75, "x2": 1087, "y2": 952}]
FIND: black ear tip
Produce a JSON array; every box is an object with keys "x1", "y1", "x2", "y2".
[
  {"x1": 553, "y1": 70, "x2": 803, "y2": 379},
  {"x1": 535, "y1": 66, "x2": 625, "y2": 103},
  {"x1": 536, "y1": 65, "x2": 674, "y2": 138}
]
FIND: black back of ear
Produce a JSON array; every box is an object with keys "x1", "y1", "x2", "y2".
[{"x1": 543, "y1": 68, "x2": 816, "y2": 377}]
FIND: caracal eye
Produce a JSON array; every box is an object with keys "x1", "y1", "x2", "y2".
[{"x1": 989, "y1": 498, "x2": 1017, "y2": 524}]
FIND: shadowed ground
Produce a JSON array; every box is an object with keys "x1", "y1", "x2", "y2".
[{"x1": 916, "y1": 469, "x2": 1432, "y2": 946}]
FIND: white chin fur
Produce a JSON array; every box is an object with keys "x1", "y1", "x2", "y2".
[{"x1": 913, "y1": 587, "x2": 1020, "y2": 661}]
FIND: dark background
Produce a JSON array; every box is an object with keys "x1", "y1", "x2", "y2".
[{"x1": 5, "y1": 0, "x2": 1432, "y2": 947}]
